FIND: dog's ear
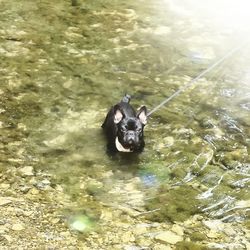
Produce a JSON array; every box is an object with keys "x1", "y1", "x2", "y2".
[
  {"x1": 114, "y1": 105, "x2": 124, "y2": 124},
  {"x1": 137, "y1": 106, "x2": 147, "y2": 125}
]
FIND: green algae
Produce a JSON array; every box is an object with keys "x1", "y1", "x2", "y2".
[
  {"x1": 145, "y1": 185, "x2": 200, "y2": 222},
  {"x1": 176, "y1": 241, "x2": 212, "y2": 250},
  {"x1": 190, "y1": 232, "x2": 207, "y2": 241},
  {"x1": 139, "y1": 162, "x2": 171, "y2": 183}
]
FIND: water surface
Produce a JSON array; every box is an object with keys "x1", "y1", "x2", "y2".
[{"x1": 0, "y1": 0, "x2": 249, "y2": 249}]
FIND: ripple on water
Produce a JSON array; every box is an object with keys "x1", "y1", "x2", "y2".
[{"x1": 240, "y1": 102, "x2": 250, "y2": 111}]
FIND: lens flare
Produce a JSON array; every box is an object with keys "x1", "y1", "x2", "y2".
[
  {"x1": 167, "y1": 0, "x2": 250, "y2": 36},
  {"x1": 69, "y1": 214, "x2": 94, "y2": 232}
]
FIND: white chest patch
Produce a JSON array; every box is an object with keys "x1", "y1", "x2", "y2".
[{"x1": 115, "y1": 137, "x2": 131, "y2": 152}]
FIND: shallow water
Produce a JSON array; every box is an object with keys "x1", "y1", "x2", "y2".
[{"x1": 1, "y1": 0, "x2": 250, "y2": 249}]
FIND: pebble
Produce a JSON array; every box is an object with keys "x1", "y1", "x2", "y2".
[
  {"x1": 235, "y1": 200, "x2": 250, "y2": 208},
  {"x1": 101, "y1": 170, "x2": 113, "y2": 178},
  {"x1": 0, "y1": 197, "x2": 12, "y2": 206},
  {"x1": 23, "y1": 211, "x2": 33, "y2": 217},
  {"x1": 171, "y1": 224, "x2": 184, "y2": 236},
  {"x1": 100, "y1": 210, "x2": 113, "y2": 221},
  {"x1": 223, "y1": 226, "x2": 236, "y2": 237},
  {"x1": 154, "y1": 231, "x2": 183, "y2": 244},
  {"x1": 133, "y1": 225, "x2": 148, "y2": 235},
  {"x1": 245, "y1": 242, "x2": 250, "y2": 250},
  {"x1": 0, "y1": 183, "x2": 10, "y2": 190},
  {"x1": 3, "y1": 234, "x2": 12, "y2": 242},
  {"x1": 207, "y1": 231, "x2": 219, "y2": 239},
  {"x1": 163, "y1": 136, "x2": 174, "y2": 147},
  {"x1": 51, "y1": 218, "x2": 60, "y2": 224},
  {"x1": 136, "y1": 236, "x2": 152, "y2": 247},
  {"x1": 19, "y1": 166, "x2": 34, "y2": 176},
  {"x1": 60, "y1": 231, "x2": 71, "y2": 237},
  {"x1": 20, "y1": 185, "x2": 32, "y2": 193},
  {"x1": 28, "y1": 188, "x2": 40, "y2": 195},
  {"x1": 0, "y1": 225, "x2": 7, "y2": 234},
  {"x1": 121, "y1": 232, "x2": 135, "y2": 243},
  {"x1": 11, "y1": 224, "x2": 25, "y2": 231},
  {"x1": 36, "y1": 179, "x2": 51, "y2": 190},
  {"x1": 0, "y1": 220, "x2": 6, "y2": 225},
  {"x1": 203, "y1": 220, "x2": 224, "y2": 231}
]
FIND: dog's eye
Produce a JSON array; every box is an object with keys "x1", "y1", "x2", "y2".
[
  {"x1": 136, "y1": 128, "x2": 142, "y2": 133},
  {"x1": 122, "y1": 125, "x2": 130, "y2": 131}
]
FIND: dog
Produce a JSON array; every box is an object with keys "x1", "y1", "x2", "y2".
[{"x1": 102, "y1": 94, "x2": 147, "y2": 153}]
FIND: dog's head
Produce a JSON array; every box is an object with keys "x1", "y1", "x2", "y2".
[{"x1": 114, "y1": 106, "x2": 147, "y2": 152}]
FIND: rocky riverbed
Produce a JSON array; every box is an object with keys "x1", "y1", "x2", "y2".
[{"x1": 0, "y1": 164, "x2": 249, "y2": 249}]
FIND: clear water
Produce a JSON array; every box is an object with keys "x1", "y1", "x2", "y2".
[{"x1": 1, "y1": 0, "x2": 249, "y2": 248}]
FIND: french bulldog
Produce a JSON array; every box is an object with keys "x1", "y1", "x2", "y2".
[{"x1": 102, "y1": 94, "x2": 147, "y2": 153}]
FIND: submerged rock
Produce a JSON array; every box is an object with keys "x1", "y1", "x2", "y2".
[{"x1": 145, "y1": 185, "x2": 200, "y2": 222}]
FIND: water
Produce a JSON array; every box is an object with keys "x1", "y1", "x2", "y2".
[{"x1": 1, "y1": 0, "x2": 249, "y2": 249}]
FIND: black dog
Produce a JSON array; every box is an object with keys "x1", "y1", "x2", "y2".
[{"x1": 102, "y1": 94, "x2": 147, "y2": 153}]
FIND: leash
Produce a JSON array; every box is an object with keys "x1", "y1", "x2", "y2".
[{"x1": 147, "y1": 41, "x2": 249, "y2": 117}]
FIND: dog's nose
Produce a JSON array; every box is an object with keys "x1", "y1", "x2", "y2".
[
  {"x1": 127, "y1": 131, "x2": 135, "y2": 142},
  {"x1": 128, "y1": 139, "x2": 133, "y2": 145}
]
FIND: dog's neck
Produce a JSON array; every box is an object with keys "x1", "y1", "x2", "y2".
[{"x1": 115, "y1": 137, "x2": 131, "y2": 152}]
